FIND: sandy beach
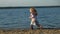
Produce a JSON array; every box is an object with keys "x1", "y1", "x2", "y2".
[{"x1": 0, "y1": 28, "x2": 60, "y2": 34}]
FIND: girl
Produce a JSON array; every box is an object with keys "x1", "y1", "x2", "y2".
[{"x1": 29, "y1": 7, "x2": 42, "y2": 29}]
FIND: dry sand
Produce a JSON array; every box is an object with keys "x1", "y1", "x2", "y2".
[{"x1": 0, "y1": 28, "x2": 60, "y2": 34}]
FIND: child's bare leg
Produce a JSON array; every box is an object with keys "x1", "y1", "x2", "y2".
[
  {"x1": 35, "y1": 21, "x2": 43, "y2": 29},
  {"x1": 30, "y1": 19, "x2": 35, "y2": 30},
  {"x1": 37, "y1": 24, "x2": 43, "y2": 29},
  {"x1": 30, "y1": 25, "x2": 33, "y2": 30}
]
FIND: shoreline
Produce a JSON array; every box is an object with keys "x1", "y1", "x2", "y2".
[{"x1": 0, "y1": 28, "x2": 60, "y2": 34}]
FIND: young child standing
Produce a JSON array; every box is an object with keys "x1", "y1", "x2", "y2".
[{"x1": 29, "y1": 7, "x2": 42, "y2": 29}]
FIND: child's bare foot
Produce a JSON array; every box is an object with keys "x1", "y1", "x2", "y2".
[
  {"x1": 40, "y1": 26, "x2": 43, "y2": 29},
  {"x1": 37, "y1": 25, "x2": 43, "y2": 29}
]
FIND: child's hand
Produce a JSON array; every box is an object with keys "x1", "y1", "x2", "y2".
[
  {"x1": 29, "y1": 15, "x2": 32, "y2": 18},
  {"x1": 29, "y1": 17, "x2": 31, "y2": 18}
]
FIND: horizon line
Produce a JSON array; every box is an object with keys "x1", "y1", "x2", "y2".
[{"x1": 0, "y1": 6, "x2": 60, "y2": 9}]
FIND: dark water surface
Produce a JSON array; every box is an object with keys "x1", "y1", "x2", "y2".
[{"x1": 0, "y1": 7, "x2": 60, "y2": 29}]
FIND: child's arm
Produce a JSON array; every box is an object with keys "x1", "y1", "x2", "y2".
[
  {"x1": 29, "y1": 14, "x2": 34, "y2": 18},
  {"x1": 29, "y1": 14, "x2": 31, "y2": 18}
]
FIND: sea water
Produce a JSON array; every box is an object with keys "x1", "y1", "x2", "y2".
[{"x1": 0, "y1": 7, "x2": 60, "y2": 29}]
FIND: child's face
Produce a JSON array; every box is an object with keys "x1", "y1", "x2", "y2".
[{"x1": 30, "y1": 9, "x2": 33, "y2": 13}]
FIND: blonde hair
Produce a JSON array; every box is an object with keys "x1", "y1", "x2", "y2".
[{"x1": 30, "y1": 7, "x2": 37, "y2": 16}]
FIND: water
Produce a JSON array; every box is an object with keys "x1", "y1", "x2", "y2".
[{"x1": 0, "y1": 7, "x2": 60, "y2": 29}]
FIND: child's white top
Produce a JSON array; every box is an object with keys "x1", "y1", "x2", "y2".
[{"x1": 31, "y1": 13, "x2": 37, "y2": 19}]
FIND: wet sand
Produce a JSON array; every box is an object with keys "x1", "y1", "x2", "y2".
[{"x1": 0, "y1": 28, "x2": 60, "y2": 34}]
